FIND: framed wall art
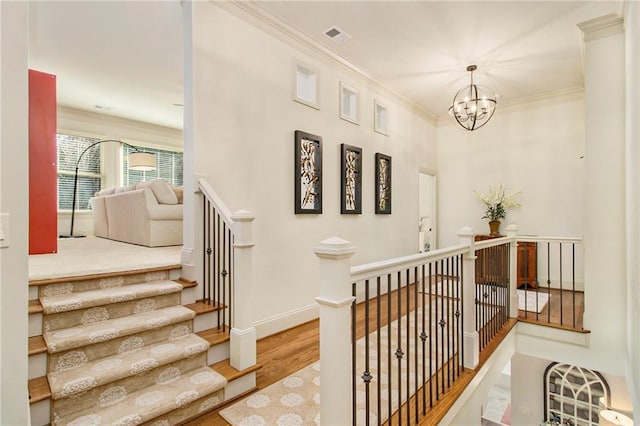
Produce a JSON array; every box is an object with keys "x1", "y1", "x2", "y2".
[
  {"x1": 375, "y1": 153, "x2": 391, "y2": 214},
  {"x1": 340, "y1": 144, "x2": 362, "y2": 214},
  {"x1": 294, "y1": 130, "x2": 323, "y2": 214}
]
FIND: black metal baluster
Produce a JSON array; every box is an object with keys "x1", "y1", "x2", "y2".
[
  {"x1": 572, "y1": 243, "x2": 576, "y2": 328},
  {"x1": 352, "y1": 282, "x2": 357, "y2": 426},
  {"x1": 377, "y1": 277, "x2": 382, "y2": 426},
  {"x1": 414, "y1": 266, "x2": 419, "y2": 423},
  {"x1": 420, "y1": 263, "x2": 427, "y2": 415},
  {"x1": 404, "y1": 269, "x2": 410, "y2": 425},
  {"x1": 439, "y1": 259, "x2": 445, "y2": 396},
  {"x1": 229, "y1": 233, "x2": 235, "y2": 329},
  {"x1": 387, "y1": 274, "x2": 392, "y2": 424},
  {"x1": 203, "y1": 199, "x2": 209, "y2": 303},
  {"x1": 397, "y1": 271, "x2": 403, "y2": 426},
  {"x1": 363, "y1": 280, "x2": 371, "y2": 425},
  {"x1": 547, "y1": 242, "x2": 552, "y2": 324},
  {"x1": 559, "y1": 243, "x2": 563, "y2": 326},
  {"x1": 446, "y1": 257, "x2": 451, "y2": 389},
  {"x1": 222, "y1": 222, "x2": 227, "y2": 331},
  {"x1": 459, "y1": 254, "x2": 465, "y2": 378},
  {"x1": 434, "y1": 260, "x2": 439, "y2": 401},
  {"x1": 428, "y1": 262, "x2": 434, "y2": 409}
]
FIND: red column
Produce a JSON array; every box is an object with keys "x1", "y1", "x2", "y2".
[{"x1": 29, "y1": 69, "x2": 57, "y2": 254}]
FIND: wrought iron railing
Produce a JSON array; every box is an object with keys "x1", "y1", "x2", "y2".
[
  {"x1": 474, "y1": 238, "x2": 511, "y2": 350},
  {"x1": 199, "y1": 179, "x2": 234, "y2": 331},
  {"x1": 349, "y1": 247, "x2": 466, "y2": 425},
  {"x1": 517, "y1": 237, "x2": 584, "y2": 330}
]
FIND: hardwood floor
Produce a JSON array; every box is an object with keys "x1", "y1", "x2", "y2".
[
  {"x1": 186, "y1": 285, "x2": 583, "y2": 425},
  {"x1": 517, "y1": 288, "x2": 585, "y2": 331}
]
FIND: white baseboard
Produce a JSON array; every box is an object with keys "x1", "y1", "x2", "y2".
[{"x1": 253, "y1": 303, "x2": 319, "y2": 339}]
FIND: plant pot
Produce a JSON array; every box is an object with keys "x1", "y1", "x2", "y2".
[{"x1": 489, "y1": 220, "x2": 501, "y2": 236}]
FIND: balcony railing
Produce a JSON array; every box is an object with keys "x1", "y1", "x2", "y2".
[{"x1": 315, "y1": 226, "x2": 584, "y2": 425}]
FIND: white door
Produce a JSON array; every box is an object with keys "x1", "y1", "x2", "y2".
[{"x1": 418, "y1": 172, "x2": 436, "y2": 252}]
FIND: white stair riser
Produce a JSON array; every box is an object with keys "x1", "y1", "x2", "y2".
[
  {"x1": 169, "y1": 269, "x2": 181, "y2": 280},
  {"x1": 29, "y1": 313, "x2": 42, "y2": 337},
  {"x1": 193, "y1": 311, "x2": 225, "y2": 333},
  {"x1": 225, "y1": 372, "x2": 256, "y2": 401},
  {"x1": 29, "y1": 352, "x2": 47, "y2": 379},
  {"x1": 29, "y1": 398, "x2": 50, "y2": 426},
  {"x1": 181, "y1": 286, "x2": 198, "y2": 305},
  {"x1": 30, "y1": 286, "x2": 39, "y2": 300},
  {"x1": 208, "y1": 341, "x2": 230, "y2": 365}
]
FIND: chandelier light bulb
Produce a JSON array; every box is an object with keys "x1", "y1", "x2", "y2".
[{"x1": 448, "y1": 64, "x2": 497, "y2": 131}]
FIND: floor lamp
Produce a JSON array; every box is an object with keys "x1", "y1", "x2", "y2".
[{"x1": 59, "y1": 139, "x2": 156, "y2": 238}]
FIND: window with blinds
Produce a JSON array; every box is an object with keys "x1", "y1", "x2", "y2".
[
  {"x1": 57, "y1": 134, "x2": 102, "y2": 211},
  {"x1": 122, "y1": 146, "x2": 183, "y2": 187}
]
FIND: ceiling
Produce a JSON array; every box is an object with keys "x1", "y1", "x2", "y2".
[{"x1": 28, "y1": 1, "x2": 623, "y2": 130}]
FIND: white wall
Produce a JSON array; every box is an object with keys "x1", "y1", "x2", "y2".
[
  {"x1": 189, "y1": 2, "x2": 436, "y2": 336},
  {"x1": 0, "y1": 1, "x2": 30, "y2": 423},
  {"x1": 625, "y1": 0, "x2": 640, "y2": 414},
  {"x1": 510, "y1": 353, "x2": 634, "y2": 425},
  {"x1": 56, "y1": 106, "x2": 183, "y2": 237},
  {"x1": 437, "y1": 92, "x2": 585, "y2": 247}
]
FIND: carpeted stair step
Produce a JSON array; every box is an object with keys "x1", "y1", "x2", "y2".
[
  {"x1": 49, "y1": 320, "x2": 195, "y2": 373},
  {"x1": 44, "y1": 305, "x2": 195, "y2": 354},
  {"x1": 40, "y1": 281, "x2": 183, "y2": 315},
  {"x1": 43, "y1": 292, "x2": 182, "y2": 333},
  {"x1": 54, "y1": 365, "x2": 227, "y2": 426},
  {"x1": 52, "y1": 353, "x2": 209, "y2": 421},
  {"x1": 48, "y1": 333, "x2": 210, "y2": 400},
  {"x1": 37, "y1": 270, "x2": 172, "y2": 298}
]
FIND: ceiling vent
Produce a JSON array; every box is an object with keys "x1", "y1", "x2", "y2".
[{"x1": 323, "y1": 26, "x2": 351, "y2": 44}]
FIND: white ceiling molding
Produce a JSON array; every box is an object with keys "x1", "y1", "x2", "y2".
[
  {"x1": 221, "y1": 0, "x2": 438, "y2": 123},
  {"x1": 578, "y1": 13, "x2": 624, "y2": 42}
]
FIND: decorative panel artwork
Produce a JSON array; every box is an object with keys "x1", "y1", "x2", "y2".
[
  {"x1": 340, "y1": 144, "x2": 362, "y2": 214},
  {"x1": 294, "y1": 130, "x2": 322, "y2": 214},
  {"x1": 375, "y1": 153, "x2": 391, "y2": 214}
]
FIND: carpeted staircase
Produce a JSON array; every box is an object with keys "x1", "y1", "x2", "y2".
[{"x1": 37, "y1": 272, "x2": 227, "y2": 425}]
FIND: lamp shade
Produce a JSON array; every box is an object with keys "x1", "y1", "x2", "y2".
[
  {"x1": 600, "y1": 410, "x2": 634, "y2": 426},
  {"x1": 128, "y1": 152, "x2": 156, "y2": 171}
]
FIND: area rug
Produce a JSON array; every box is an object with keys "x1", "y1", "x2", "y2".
[
  {"x1": 517, "y1": 289, "x2": 550, "y2": 313},
  {"x1": 220, "y1": 299, "x2": 458, "y2": 426}
]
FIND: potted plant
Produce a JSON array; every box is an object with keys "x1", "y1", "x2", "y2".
[{"x1": 474, "y1": 185, "x2": 521, "y2": 235}]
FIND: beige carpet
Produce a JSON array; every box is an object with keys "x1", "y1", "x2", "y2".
[{"x1": 29, "y1": 236, "x2": 181, "y2": 281}]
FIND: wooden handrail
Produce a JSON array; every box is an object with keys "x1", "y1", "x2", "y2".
[{"x1": 198, "y1": 177, "x2": 234, "y2": 230}]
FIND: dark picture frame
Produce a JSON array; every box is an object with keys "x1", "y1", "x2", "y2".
[
  {"x1": 340, "y1": 144, "x2": 362, "y2": 214},
  {"x1": 375, "y1": 153, "x2": 391, "y2": 214},
  {"x1": 294, "y1": 130, "x2": 322, "y2": 214}
]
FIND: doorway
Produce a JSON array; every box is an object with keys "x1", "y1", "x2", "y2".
[{"x1": 419, "y1": 172, "x2": 436, "y2": 252}]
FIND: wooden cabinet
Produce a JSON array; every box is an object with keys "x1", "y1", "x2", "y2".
[
  {"x1": 474, "y1": 235, "x2": 537, "y2": 288},
  {"x1": 517, "y1": 241, "x2": 537, "y2": 289},
  {"x1": 474, "y1": 234, "x2": 509, "y2": 285}
]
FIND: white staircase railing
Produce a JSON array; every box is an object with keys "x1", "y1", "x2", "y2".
[{"x1": 198, "y1": 178, "x2": 256, "y2": 371}]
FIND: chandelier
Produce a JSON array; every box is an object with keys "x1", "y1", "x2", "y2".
[{"x1": 448, "y1": 65, "x2": 497, "y2": 131}]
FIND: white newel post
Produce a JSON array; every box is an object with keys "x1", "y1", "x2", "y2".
[
  {"x1": 314, "y1": 237, "x2": 356, "y2": 426},
  {"x1": 458, "y1": 226, "x2": 479, "y2": 369},
  {"x1": 505, "y1": 224, "x2": 519, "y2": 318},
  {"x1": 230, "y1": 210, "x2": 256, "y2": 371}
]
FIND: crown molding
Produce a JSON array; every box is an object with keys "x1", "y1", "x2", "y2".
[
  {"x1": 577, "y1": 13, "x2": 624, "y2": 42},
  {"x1": 216, "y1": 0, "x2": 438, "y2": 124}
]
